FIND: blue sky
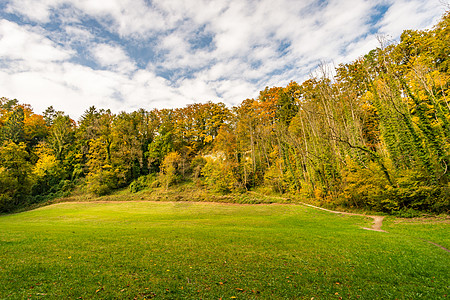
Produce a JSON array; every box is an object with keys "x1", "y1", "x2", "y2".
[{"x1": 0, "y1": 0, "x2": 446, "y2": 119}]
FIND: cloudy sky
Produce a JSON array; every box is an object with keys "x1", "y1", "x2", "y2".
[{"x1": 0, "y1": 0, "x2": 446, "y2": 119}]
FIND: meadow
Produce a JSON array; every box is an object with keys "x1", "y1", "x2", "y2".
[{"x1": 0, "y1": 201, "x2": 448, "y2": 299}]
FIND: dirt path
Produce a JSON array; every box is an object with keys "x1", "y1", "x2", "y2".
[
  {"x1": 422, "y1": 240, "x2": 450, "y2": 253},
  {"x1": 299, "y1": 202, "x2": 387, "y2": 232},
  {"x1": 299, "y1": 202, "x2": 450, "y2": 253}
]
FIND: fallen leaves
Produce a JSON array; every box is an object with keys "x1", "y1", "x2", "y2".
[{"x1": 134, "y1": 291, "x2": 156, "y2": 299}]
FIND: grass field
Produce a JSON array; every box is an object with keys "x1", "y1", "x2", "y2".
[{"x1": 0, "y1": 201, "x2": 448, "y2": 299}]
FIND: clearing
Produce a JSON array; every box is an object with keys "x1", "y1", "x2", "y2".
[{"x1": 0, "y1": 201, "x2": 448, "y2": 299}]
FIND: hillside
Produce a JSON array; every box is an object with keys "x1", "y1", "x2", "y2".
[{"x1": 0, "y1": 11, "x2": 449, "y2": 214}]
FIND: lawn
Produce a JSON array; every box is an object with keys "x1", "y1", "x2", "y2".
[{"x1": 0, "y1": 201, "x2": 448, "y2": 299}]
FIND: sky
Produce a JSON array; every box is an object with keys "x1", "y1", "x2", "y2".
[{"x1": 0, "y1": 0, "x2": 447, "y2": 119}]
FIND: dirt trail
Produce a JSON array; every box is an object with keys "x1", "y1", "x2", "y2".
[
  {"x1": 299, "y1": 202, "x2": 387, "y2": 232},
  {"x1": 300, "y1": 202, "x2": 450, "y2": 253},
  {"x1": 423, "y1": 240, "x2": 450, "y2": 253}
]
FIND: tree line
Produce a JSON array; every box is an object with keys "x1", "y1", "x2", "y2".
[{"x1": 1, "y1": 11, "x2": 449, "y2": 213}]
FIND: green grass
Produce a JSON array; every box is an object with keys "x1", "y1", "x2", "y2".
[
  {"x1": 384, "y1": 215, "x2": 450, "y2": 250},
  {"x1": 0, "y1": 201, "x2": 448, "y2": 299}
]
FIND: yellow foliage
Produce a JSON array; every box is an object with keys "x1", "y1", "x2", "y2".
[
  {"x1": 159, "y1": 151, "x2": 182, "y2": 189},
  {"x1": 204, "y1": 135, "x2": 213, "y2": 143},
  {"x1": 33, "y1": 143, "x2": 60, "y2": 178},
  {"x1": 340, "y1": 158, "x2": 391, "y2": 209},
  {"x1": 313, "y1": 187, "x2": 323, "y2": 199},
  {"x1": 33, "y1": 153, "x2": 58, "y2": 178}
]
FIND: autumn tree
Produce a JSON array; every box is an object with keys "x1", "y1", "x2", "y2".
[{"x1": 0, "y1": 142, "x2": 33, "y2": 211}]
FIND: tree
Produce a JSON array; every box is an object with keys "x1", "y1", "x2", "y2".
[
  {"x1": 31, "y1": 142, "x2": 65, "y2": 196},
  {"x1": 0, "y1": 142, "x2": 33, "y2": 211},
  {"x1": 1, "y1": 105, "x2": 25, "y2": 143},
  {"x1": 159, "y1": 151, "x2": 182, "y2": 189},
  {"x1": 48, "y1": 113, "x2": 75, "y2": 161}
]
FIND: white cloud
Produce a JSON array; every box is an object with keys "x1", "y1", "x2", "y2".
[
  {"x1": 154, "y1": 0, "x2": 230, "y2": 28},
  {"x1": 64, "y1": 25, "x2": 95, "y2": 44},
  {"x1": 0, "y1": 64, "x2": 121, "y2": 117},
  {"x1": 6, "y1": 0, "x2": 169, "y2": 37},
  {"x1": 74, "y1": 0, "x2": 168, "y2": 37},
  {"x1": 5, "y1": 0, "x2": 58, "y2": 22},
  {"x1": 212, "y1": 79, "x2": 258, "y2": 104},
  {"x1": 378, "y1": 0, "x2": 443, "y2": 37},
  {"x1": 91, "y1": 43, "x2": 136, "y2": 74},
  {"x1": 0, "y1": 20, "x2": 73, "y2": 63},
  {"x1": 0, "y1": 0, "x2": 446, "y2": 119}
]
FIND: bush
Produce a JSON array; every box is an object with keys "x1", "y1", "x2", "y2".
[
  {"x1": 191, "y1": 156, "x2": 207, "y2": 179},
  {"x1": 202, "y1": 158, "x2": 242, "y2": 193},
  {"x1": 263, "y1": 164, "x2": 288, "y2": 193},
  {"x1": 159, "y1": 152, "x2": 182, "y2": 189},
  {"x1": 0, "y1": 193, "x2": 15, "y2": 213},
  {"x1": 86, "y1": 167, "x2": 119, "y2": 196},
  {"x1": 129, "y1": 180, "x2": 144, "y2": 193},
  {"x1": 0, "y1": 142, "x2": 33, "y2": 212},
  {"x1": 129, "y1": 174, "x2": 155, "y2": 193},
  {"x1": 340, "y1": 159, "x2": 450, "y2": 213},
  {"x1": 391, "y1": 208, "x2": 422, "y2": 218},
  {"x1": 340, "y1": 160, "x2": 389, "y2": 210}
]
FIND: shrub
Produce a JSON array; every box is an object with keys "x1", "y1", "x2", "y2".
[
  {"x1": 159, "y1": 152, "x2": 182, "y2": 189},
  {"x1": 86, "y1": 166, "x2": 119, "y2": 196},
  {"x1": 263, "y1": 164, "x2": 288, "y2": 193},
  {"x1": 129, "y1": 174, "x2": 155, "y2": 193},
  {"x1": 202, "y1": 158, "x2": 242, "y2": 193},
  {"x1": 191, "y1": 156, "x2": 207, "y2": 179}
]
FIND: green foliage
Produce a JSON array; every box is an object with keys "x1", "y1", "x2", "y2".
[
  {"x1": 47, "y1": 113, "x2": 75, "y2": 161},
  {"x1": 0, "y1": 105, "x2": 25, "y2": 143},
  {"x1": 129, "y1": 174, "x2": 155, "y2": 193},
  {"x1": 147, "y1": 132, "x2": 174, "y2": 173},
  {"x1": 263, "y1": 163, "x2": 288, "y2": 193},
  {"x1": 391, "y1": 208, "x2": 422, "y2": 218},
  {"x1": 128, "y1": 180, "x2": 143, "y2": 193},
  {"x1": 159, "y1": 152, "x2": 183, "y2": 189},
  {"x1": 202, "y1": 157, "x2": 242, "y2": 193},
  {"x1": 276, "y1": 82, "x2": 300, "y2": 126},
  {"x1": 0, "y1": 142, "x2": 33, "y2": 212},
  {"x1": 340, "y1": 159, "x2": 390, "y2": 210},
  {"x1": 340, "y1": 158, "x2": 449, "y2": 213},
  {"x1": 0, "y1": 97, "x2": 18, "y2": 111},
  {"x1": 0, "y1": 169, "x2": 17, "y2": 212},
  {"x1": 86, "y1": 166, "x2": 119, "y2": 196},
  {"x1": 30, "y1": 142, "x2": 68, "y2": 198},
  {"x1": 190, "y1": 156, "x2": 207, "y2": 179}
]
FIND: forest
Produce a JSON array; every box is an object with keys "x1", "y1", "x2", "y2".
[{"x1": 0, "y1": 11, "x2": 449, "y2": 214}]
